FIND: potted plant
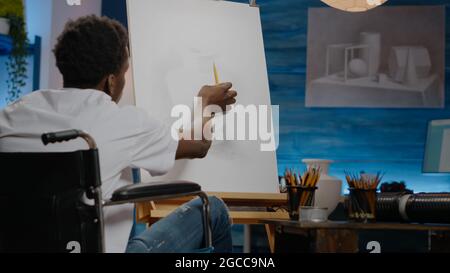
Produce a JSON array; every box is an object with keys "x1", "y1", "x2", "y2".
[
  {"x1": 0, "y1": 16, "x2": 9, "y2": 35},
  {"x1": 0, "y1": 0, "x2": 22, "y2": 35},
  {"x1": 0, "y1": 0, "x2": 28, "y2": 104}
]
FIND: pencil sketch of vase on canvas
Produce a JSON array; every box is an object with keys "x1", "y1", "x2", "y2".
[{"x1": 306, "y1": 6, "x2": 445, "y2": 108}]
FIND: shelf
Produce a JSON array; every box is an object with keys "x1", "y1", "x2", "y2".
[
  {"x1": 0, "y1": 33, "x2": 38, "y2": 56},
  {"x1": 0, "y1": 33, "x2": 12, "y2": 54},
  {"x1": 0, "y1": 34, "x2": 41, "y2": 90}
]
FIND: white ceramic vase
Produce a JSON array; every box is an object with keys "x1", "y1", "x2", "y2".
[
  {"x1": 0, "y1": 17, "x2": 10, "y2": 35},
  {"x1": 302, "y1": 159, "x2": 342, "y2": 217},
  {"x1": 360, "y1": 32, "x2": 381, "y2": 78}
]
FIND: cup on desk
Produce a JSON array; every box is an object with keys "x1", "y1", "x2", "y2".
[
  {"x1": 348, "y1": 187, "x2": 377, "y2": 222},
  {"x1": 299, "y1": 207, "x2": 328, "y2": 222},
  {"x1": 286, "y1": 186, "x2": 317, "y2": 220}
]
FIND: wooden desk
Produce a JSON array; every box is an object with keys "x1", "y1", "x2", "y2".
[
  {"x1": 261, "y1": 220, "x2": 450, "y2": 253},
  {"x1": 136, "y1": 192, "x2": 290, "y2": 252}
]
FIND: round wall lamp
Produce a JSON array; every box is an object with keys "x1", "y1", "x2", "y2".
[{"x1": 321, "y1": 0, "x2": 388, "y2": 12}]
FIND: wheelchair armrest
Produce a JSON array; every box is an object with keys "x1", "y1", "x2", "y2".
[{"x1": 109, "y1": 181, "x2": 202, "y2": 204}]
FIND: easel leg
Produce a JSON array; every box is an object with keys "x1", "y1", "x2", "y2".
[{"x1": 265, "y1": 224, "x2": 275, "y2": 253}]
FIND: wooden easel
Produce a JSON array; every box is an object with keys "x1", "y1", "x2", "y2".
[{"x1": 136, "y1": 192, "x2": 289, "y2": 253}]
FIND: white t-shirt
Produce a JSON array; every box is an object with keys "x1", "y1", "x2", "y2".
[{"x1": 0, "y1": 88, "x2": 179, "y2": 253}]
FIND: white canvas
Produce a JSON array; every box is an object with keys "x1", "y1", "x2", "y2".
[{"x1": 127, "y1": 0, "x2": 279, "y2": 193}]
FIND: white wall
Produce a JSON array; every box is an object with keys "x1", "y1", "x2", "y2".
[
  {"x1": 25, "y1": 0, "x2": 53, "y2": 89},
  {"x1": 25, "y1": 0, "x2": 102, "y2": 90},
  {"x1": 23, "y1": 0, "x2": 136, "y2": 107},
  {"x1": 48, "y1": 0, "x2": 102, "y2": 89}
]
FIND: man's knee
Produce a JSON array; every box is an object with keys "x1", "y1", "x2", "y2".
[
  {"x1": 208, "y1": 196, "x2": 231, "y2": 224},
  {"x1": 209, "y1": 196, "x2": 228, "y2": 213},
  {"x1": 126, "y1": 238, "x2": 151, "y2": 253}
]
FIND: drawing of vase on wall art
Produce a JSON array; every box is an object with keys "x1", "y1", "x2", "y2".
[{"x1": 306, "y1": 6, "x2": 445, "y2": 108}]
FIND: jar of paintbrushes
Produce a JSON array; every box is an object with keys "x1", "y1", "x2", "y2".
[
  {"x1": 284, "y1": 168, "x2": 320, "y2": 220},
  {"x1": 345, "y1": 172, "x2": 383, "y2": 222}
]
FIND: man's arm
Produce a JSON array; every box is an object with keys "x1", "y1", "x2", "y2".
[
  {"x1": 176, "y1": 83, "x2": 237, "y2": 160},
  {"x1": 176, "y1": 139, "x2": 212, "y2": 159}
]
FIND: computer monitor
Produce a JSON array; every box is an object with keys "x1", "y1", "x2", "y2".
[{"x1": 423, "y1": 119, "x2": 450, "y2": 173}]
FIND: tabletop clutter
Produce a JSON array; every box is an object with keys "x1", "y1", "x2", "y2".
[
  {"x1": 284, "y1": 168, "x2": 321, "y2": 221},
  {"x1": 283, "y1": 167, "x2": 450, "y2": 224},
  {"x1": 345, "y1": 172, "x2": 383, "y2": 222},
  {"x1": 283, "y1": 168, "x2": 385, "y2": 222}
]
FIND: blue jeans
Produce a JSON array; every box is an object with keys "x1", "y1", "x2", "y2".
[{"x1": 125, "y1": 196, "x2": 232, "y2": 253}]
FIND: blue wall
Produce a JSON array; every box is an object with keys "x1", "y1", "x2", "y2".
[
  {"x1": 232, "y1": 0, "x2": 450, "y2": 193},
  {"x1": 0, "y1": 55, "x2": 35, "y2": 108},
  {"x1": 102, "y1": 0, "x2": 128, "y2": 29},
  {"x1": 107, "y1": 0, "x2": 450, "y2": 192}
]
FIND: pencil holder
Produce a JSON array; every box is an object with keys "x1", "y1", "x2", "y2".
[
  {"x1": 286, "y1": 186, "x2": 317, "y2": 220},
  {"x1": 348, "y1": 187, "x2": 377, "y2": 222}
]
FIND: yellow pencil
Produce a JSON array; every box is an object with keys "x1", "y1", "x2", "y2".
[{"x1": 213, "y1": 62, "x2": 220, "y2": 85}]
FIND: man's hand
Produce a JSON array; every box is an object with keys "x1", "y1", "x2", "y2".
[
  {"x1": 198, "y1": 82, "x2": 237, "y2": 111},
  {"x1": 175, "y1": 83, "x2": 237, "y2": 160}
]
